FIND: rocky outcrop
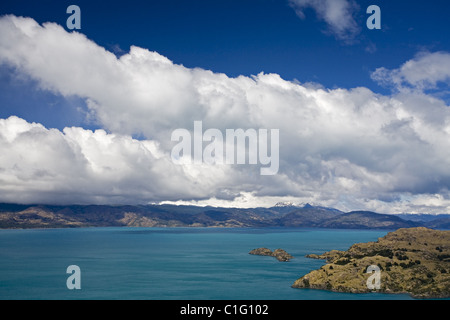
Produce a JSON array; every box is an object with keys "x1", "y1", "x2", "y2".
[
  {"x1": 292, "y1": 227, "x2": 450, "y2": 299},
  {"x1": 249, "y1": 248, "x2": 294, "y2": 262}
]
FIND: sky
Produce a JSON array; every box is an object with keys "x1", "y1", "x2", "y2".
[{"x1": 1, "y1": 0, "x2": 450, "y2": 213}]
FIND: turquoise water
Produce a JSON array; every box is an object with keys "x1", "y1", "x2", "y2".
[{"x1": 0, "y1": 227, "x2": 414, "y2": 300}]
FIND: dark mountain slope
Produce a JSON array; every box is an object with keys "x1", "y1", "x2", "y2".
[
  {"x1": 0, "y1": 203, "x2": 446, "y2": 229},
  {"x1": 319, "y1": 211, "x2": 419, "y2": 229}
]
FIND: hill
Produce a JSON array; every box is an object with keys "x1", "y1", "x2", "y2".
[{"x1": 292, "y1": 227, "x2": 450, "y2": 298}]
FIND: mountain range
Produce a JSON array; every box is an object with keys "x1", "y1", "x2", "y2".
[{"x1": 1, "y1": 202, "x2": 449, "y2": 230}]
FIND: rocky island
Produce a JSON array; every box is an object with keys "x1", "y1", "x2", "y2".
[
  {"x1": 249, "y1": 248, "x2": 294, "y2": 262},
  {"x1": 292, "y1": 227, "x2": 450, "y2": 299}
]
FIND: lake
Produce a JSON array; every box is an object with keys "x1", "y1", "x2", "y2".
[{"x1": 0, "y1": 227, "x2": 413, "y2": 300}]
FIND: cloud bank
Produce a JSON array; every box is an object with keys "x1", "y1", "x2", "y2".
[{"x1": 1, "y1": 15, "x2": 450, "y2": 213}]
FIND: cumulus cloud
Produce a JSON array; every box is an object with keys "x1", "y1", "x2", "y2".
[
  {"x1": 371, "y1": 51, "x2": 450, "y2": 92},
  {"x1": 289, "y1": 0, "x2": 360, "y2": 42},
  {"x1": 0, "y1": 116, "x2": 247, "y2": 204},
  {"x1": 1, "y1": 15, "x2": 450, "y2": 213}
]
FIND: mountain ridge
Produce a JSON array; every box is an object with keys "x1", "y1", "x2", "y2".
[{"x1": 0, "y1": 202, "x2": 448, "y2": 229}]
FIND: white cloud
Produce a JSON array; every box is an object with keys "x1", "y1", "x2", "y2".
[
  {"x1": 1, "y1": 15, "x2": 450, "y2": 213},
  {"x1": 289, "y1": 0, "x2": 360, "y2": 42},
  {"x1": 0, "y1": 116, "x2": 236, "y2": 205},
  {"x1": 371, "y1": 51, "x2": 450, "y2": 91}
]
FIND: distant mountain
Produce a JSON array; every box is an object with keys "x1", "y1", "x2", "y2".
[
  {"x1": 395, "y1": 213, "x2": 450, "y2": 223},
  {"x1": 425, "y1": 217, "x2": 450, "y2": 229},
  {"x1": 0, "y1": 203, "x2": 448, "y2": 230},
  {"x1": 274, "y1": 201, "x2": 303, "y2": 208},
  {"x1": 318, "y1": 211, "x2": 419, "y2": 229},
  {"x1": 277, "y1": 206, "x2": 343, "y2": 227},
  {"x1": 395, "y1": 213, "x2": 450, "y2": 229}
]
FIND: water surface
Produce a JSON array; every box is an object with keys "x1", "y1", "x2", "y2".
[{"x1": 0, "y1": 227, "x2": 413, "y2": 300}]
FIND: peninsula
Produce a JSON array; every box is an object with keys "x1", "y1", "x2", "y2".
[{"x1": 292, "y1": 227, "x2": 450, "y2": 299}]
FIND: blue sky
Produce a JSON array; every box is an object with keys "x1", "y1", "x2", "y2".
[
  {"x1": 2, "y1": 1, "x2": 449, "y2": 80},
  {"x1": 1, "y1": 1, "x2": 450, "y2": 213}
]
